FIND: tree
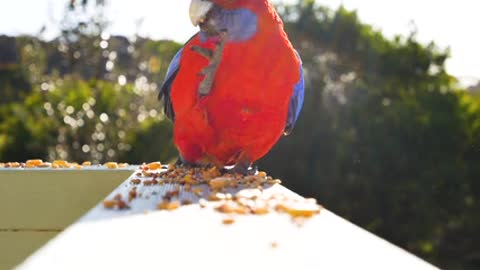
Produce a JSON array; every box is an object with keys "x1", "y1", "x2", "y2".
[{"x1": 259, "y1": 2, "x2": 480, "y2": 269}]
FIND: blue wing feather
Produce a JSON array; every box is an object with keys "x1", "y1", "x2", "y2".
[
  {"x1": 159, "y1": 34, "x2": 198, "y2": 121},
  {"x1": 284, "y1": 51, "x2": 305, "y2": 135}
]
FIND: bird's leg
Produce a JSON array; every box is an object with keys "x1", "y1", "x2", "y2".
[
  {"x1": 221, "y1": 155, "x2": 258, "y2": 176},
  {"x1": 196, "y1": 31, "x2": 228, "y2": 97},
  {"x1": 175, "y1": 154, "x2": 197, "y2": 168},
  {"x1": 231, "y1": 162, "x2": 258, "y2": 176}
]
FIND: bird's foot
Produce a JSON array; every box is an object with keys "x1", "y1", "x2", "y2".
[
  {"x1": 222, "y1": 162, "x2": 258, "y2": 176},
  {"x1": 175, "y1": 155, "x2": 197, "y2": 168},
  {"x1": 195, "y1": 31, "x2": 228, "y2": 97}
]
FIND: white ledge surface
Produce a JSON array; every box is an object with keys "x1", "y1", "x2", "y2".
[{"x1": 17, "y1": 170, "x2": 439, "y2": 270}]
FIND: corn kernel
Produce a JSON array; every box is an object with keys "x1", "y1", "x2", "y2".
[
  {"x1": 181, "y1": 199, "x2": 193, "y2": 205},
  {"x1": 105, "y1": 162, "x2": 118, "y2": 169},
  {"x1": 82, "y1": 161, "x2": 92, "y2": 166},
  {"x1": 193, "y1": 187, "x2": 203, "y2": 196},
  {"x1": 53, "y1": 160, "x2": 70, "y2": 168},
  {"x1": 157, "y1": 200, "x2": 180, "y2": 211},
  {"x1": 26, "y1": 159, "x2": 43, "y2": 167},
  {"x1": 147, "y1": 162, "x2": 162, "y2": 170},
  {"x1": 222, "y1": 217, "x2": 235, "y2": 225},
  {"x1": 209, "y1": 177, "x2": 232, "y2": 189},
  {"x1": 281, "y1": 202, "x2": 322, "y2": 218},
  {"x1": 7, "y1": 162, "x2": 20, "y2": 168},
  {"x1": 38, "y1": 162, "x2": 51, "y2": 168},
  {"x1": 183, "y1": 174, "x2": 196, "y2": 184},
  {"x1": 103, "y1": 200, "x2": 116, "y2": 209},
  {"x1": 130, "y1": 179, "x2": 141, "y2": 185},
  {"x1": 257, "y1": 171, "x2": 267, "y2": 178}
]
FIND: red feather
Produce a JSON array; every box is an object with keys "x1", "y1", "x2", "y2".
[{"x1": 170, "y1": 0, "x2": 300, "y2": 166}]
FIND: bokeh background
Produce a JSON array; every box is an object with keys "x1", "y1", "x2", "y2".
[{"x1": 1, "y1": 0, "x2": 480, "y2": 269}]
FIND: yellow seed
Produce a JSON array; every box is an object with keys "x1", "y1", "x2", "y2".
[
  {"x1": 208, "y1": 192, "x2": 225, "y2": 201},
  {"x1": 38, "y1": 162, "x2": 51, "y2": 168},
  {"x1": 215, "y1": 201, "x2": 237, "y2": 214},
  {"x1": 267, "y1": 179, "x2": 282, "y2": 185},
  {"x1": 253, "y1": 206, "x2": 269, "y2": 215},
  {"x1": 8, "y1": 162, "x2": 21, "y2": 168},
  {"x1": 53, "y1": 160, "x2": 70, "y2": 168},
  {"x1": 181, "y1": 199, "x2": 193, "y2": 205},
  {"x1": 203, "y1": 166, "x2": 221, "y2": 180},
  {"x1": 119, "y1": 163, "x2": 128, "y2": 168},
  {"x1": 82, "y1": 161, "x2": 92, "y2": 166},
  {"x1": 209, "y1": 177, "x2": 232, "y2": 189},
  {"x1": 130, "y1": 179, "x2": 141, "y2": 185},
  {"x1": 26, "y1": 159, "x2": 43, "y2": 167},
  {"x1": 105, "y1": 162, "x2": 118, "y2": 169},
  {"x1": 103, "y1": 200, "x2": 116, "y2": 209},
  {"x1": 193, "y1": 187, "x2": 203, "y2": 197},
  {"x1": 257, "y1": 171, "x2": 267, "y2": 178},
  {"x1": 222, "y1": 217, "x2": 235, "y2": 225},
  {"x1": 147, "y1": 162, "x2": 162, "y2": 170},
  {"x1": 183, "y1": 174, "x2": 196, "y2": 184},
  {"x1": 157, "y1": 200, "x2": 180, "y2": 211},
  {"x1": 281, "y1": 202, "x2": 322, "y2": 218},
  {"x1": 74, "y1": 165, "x2": 83, "y2": 170}
]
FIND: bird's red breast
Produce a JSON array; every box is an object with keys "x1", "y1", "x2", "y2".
[{"x1": 170, "y1": 1, "x2": 300, "y2": 166}]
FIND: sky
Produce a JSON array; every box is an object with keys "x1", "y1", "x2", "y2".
[{"x1": 1, "y1": 0, "x2": 479, "y2": 86}]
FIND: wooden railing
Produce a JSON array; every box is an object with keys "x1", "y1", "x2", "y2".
[{"x1": 1, "y1": 166, "x2": 439, "y2": 270}]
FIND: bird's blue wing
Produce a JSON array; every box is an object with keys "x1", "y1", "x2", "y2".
[
  {"x1": 159, "y1": 48, "x2": 182, "y2": 121},
  {"x1": 159, "y1": 34, "x2": 197, "y2": 121},
  {"x1": 284, "y1": 51, "x2": 305, "y2": 135}
]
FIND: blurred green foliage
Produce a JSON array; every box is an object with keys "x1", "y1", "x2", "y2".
[{"x1": 0, "y1": 0, "x2": 479, "y2": 269}]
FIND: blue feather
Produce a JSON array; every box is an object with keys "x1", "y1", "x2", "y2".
[
  {"x1": 159, "y1": 35, "x2": 199, "y2": 121},
  {"x1": 164, "y1": 48, "x2": 183, "y2": 86},
  {"x1": 285, "y1": 51, "x2": 305, "y2": 135},
  {"x1": 158, "y1": 47, "x2": 183, "y2": 121},
  {"x1": 199, "y1": 8, "x2": 258, "y2": 43}
]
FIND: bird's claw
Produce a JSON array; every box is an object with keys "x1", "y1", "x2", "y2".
[
  {"x1": 175, "y1": 155, "x2": 197, "y2": 168},
  {"x1": 222, "y1": 163, "x2": 258, "y2": 176}
]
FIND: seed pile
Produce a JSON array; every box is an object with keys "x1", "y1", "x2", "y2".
[
  {"x1": 104, "y1": 162, "x2": 322, "y2": 225},
  {"x1": 0, "y1": 160, "x2": 128, "y2": 169}
]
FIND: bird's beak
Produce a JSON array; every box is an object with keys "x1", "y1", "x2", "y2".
[{"x1": 189, "y1": 0, "x2": 214, "y2": 26}]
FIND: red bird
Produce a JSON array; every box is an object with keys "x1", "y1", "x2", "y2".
[{"x1": 159, "y1": 0, "x2": 304, "y2": 174}]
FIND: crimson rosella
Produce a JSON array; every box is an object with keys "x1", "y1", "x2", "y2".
[{"x1": 159, "y1": 0, "x2": 304, "y2": 174}]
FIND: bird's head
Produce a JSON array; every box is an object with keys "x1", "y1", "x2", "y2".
[
  {"x1": 189, "y1": 0, "x2": 267, "y2": 41},
  {"x1": 189, "y1": 0, "x2": 244, "y2": 27}
]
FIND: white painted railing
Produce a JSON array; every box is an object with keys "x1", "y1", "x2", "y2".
[{"x1": 1, "y1": 166, "x2": 439, "y2": 270}]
